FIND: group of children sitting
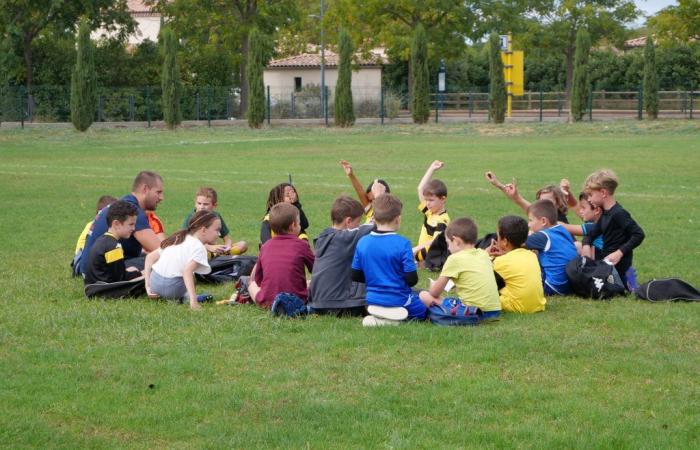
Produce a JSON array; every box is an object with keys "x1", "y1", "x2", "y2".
[{"x1": 76, "y1": 162, "x2": 645, "y2": 325}]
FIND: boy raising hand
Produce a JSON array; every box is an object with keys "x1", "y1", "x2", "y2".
[{"x1": 414, "y1": 160, "x2": 450, "y2": 265}]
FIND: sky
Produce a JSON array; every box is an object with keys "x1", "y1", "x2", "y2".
[{"x1": 635, "y1": 0, "x2": 676, "y2": 16}]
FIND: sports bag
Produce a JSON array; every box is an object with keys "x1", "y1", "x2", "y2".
[
  {"x1": 271, "y1": 292, "x2": 309, "y2": 318},
  {"x1": 425, "y1": 232, "x2": 449, "y2": 272},
  {"x1": 566, "y1": 256, "x2": 626, "y2": 300},
  {"x1": 635, "y1": 278, "x2": 700, "y2": 302},
  {"x1": 84, "y1": 278, "x2": 146, "y2": 299},
  {"x1": 195, "y1": 255, "x2": 257, "y2": 284},
  {"x1": 428, "y1": 298, "x2": 483, "y2": 326}
]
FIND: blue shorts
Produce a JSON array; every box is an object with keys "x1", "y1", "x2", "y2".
[{"x1": 443, "y1": 297, "x2": 501, "y2": 321}]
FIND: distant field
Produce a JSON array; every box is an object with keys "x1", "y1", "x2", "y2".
[{"x1": 1, "y1": 121, "x2": 698, "y2": 448}]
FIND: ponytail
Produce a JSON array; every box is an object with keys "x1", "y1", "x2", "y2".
[{"x1": 161, "y1": 210, "x2": 219, "y2": 249}]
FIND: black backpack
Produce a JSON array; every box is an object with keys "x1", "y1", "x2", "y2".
[
  {"x1": 425, "y1": 232, "x2": 449, "y2": 272},
  {"x1": 84, "y1": 279, "x2": 146, "y2": 299},
  {"x1": 195, "y1": 255, "x2": 257, "y2": 284},
  {"x1": 635, "y1": 278, "x2": 700, "y2": 302},
  {"x1": 566, "y1": 256, "x2": 626, "y2": 300}
]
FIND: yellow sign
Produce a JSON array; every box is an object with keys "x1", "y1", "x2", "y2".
[{"x1": 500, "y1": 33, "x2": 525, "y2": 117}]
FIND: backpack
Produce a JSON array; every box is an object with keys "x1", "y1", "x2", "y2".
[
  {"x1": 635, "y1": 278, "x2": 700, "y2": 302},
  {"x1": 475, "y1": 232, "x2": 498, "y2": 250},
  {"x1": 428, "y1": 298, "x2": 484, "y2": 326},
  {"x1": 271, "y1": 292, "x2": 309, "y2": 318},
  {"x1": 70, "y1": 250, "x2": 83, "y2": 277},
  {"x1": 195, "y1": 255, "x2": 257, "y2": 284},
  {"x1": 425, "y1": 232, "x2": 449, "y2": 272},
  {"x1": 84, "y1": 278, "x2": 146, "y2": 299},
  {"x1": 566, "y1": 256, "x2": 626, "y2": 300}
]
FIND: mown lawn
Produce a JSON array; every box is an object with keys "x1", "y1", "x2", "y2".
[{"x1": 1, "y1": 121, "x2": 698, "y2": 448}]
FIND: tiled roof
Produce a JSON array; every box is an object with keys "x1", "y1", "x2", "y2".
[
  {"x1": 624, "y1": 36, "x2": 647, "y2": 48},
  {"x1": 267, "y1": 50, "x2": 385, "y2": 68},
  {"x1": 127, "y1": 0, "x2": 159, "y2": 16}
]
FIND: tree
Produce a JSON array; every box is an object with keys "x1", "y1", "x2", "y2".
[
  {"x1": 643, "y1": 37, "x2": 659, "y2": 119},
  {"x1": 334, "y1": 29, "x2": 355, "y2": 127},
  {"x1": 488, "y1": 33, "x2": 507, "y2": 124},
  {"x1": 70, "y1": 18, "x2": 97, "y2": 132},
  {"x1": 647, "y1": 0, "x2": 700, "y2": 44},
  {"x1": 570, "y1": 28, "x2": 591, "y2": 122},
  {"x1": 246, "y1": 28, "x2": 265, "y2": 128},
  {"x1": 411, "y1": 24, "x2": 430, "y2": 124},
  {"x1": 160, "y1": 27, "x2": 182, "y2": 129}
]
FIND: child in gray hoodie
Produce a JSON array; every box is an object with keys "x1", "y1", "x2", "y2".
[{"x1": 308, "y1": 195, "x2": 377, "y2": 316}]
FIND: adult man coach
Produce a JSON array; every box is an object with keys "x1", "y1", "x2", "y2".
[{"x1": 80, "y1": 171, "x2": 164, "y2": 275}]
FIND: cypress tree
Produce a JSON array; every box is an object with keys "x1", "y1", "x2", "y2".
[
  {"x1": 488, "y1": 33, "x2": 507, "y2": 124},
  {"x1": 643, "y1": 36, "x2": 659, "y2": 119},
  {"x1": 70, "y1": 18, "x2": 96, "y2": 132},
  {"x1": 246, "y1": 28, "x2": 266, "y2": 128},
  {"x1": 570, "y1": 28, "x2": 591, "y2": 122},
  {"x1": 411, "y1": 24, "x2": 430, "y2": 124},
  {"x1": 334, "y1": 29, "x2": 355, "y2": 127},
  {"x1": 161, "y1": 27, "x2": 182, "y2": 129}
]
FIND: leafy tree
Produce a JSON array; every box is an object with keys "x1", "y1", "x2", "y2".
[
  {"x1": 411, "y1": 24, "x2": 429, "y2": 124},
  {"x1": 161, "y1": 27, "x2": 181, "y2": 129},
  {"x1": 70, "y1": 18, "x2": 97, "y2": 132},
  {"x1": 643, "y1": 37, "x2": 659, "y2": 119},
  {"x1": 334, "y1": 29, "x2": 354, "y2": 127},
  {"x1": 570, "y1": 28, "x2": 591, "y2": 122},
  {"x1": 647, "y1": 0, "x2": 700, "y2": 44},
  {"x1": 488, "y1": 33, "x2": 506, "y2": 124},
  {"x1": 246, "y1": 27, "x2": 265, "y2": 128}
]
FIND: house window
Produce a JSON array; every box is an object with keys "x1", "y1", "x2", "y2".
[{"x1": 294, "y1": 77, "x2": 302, "y2": 92}]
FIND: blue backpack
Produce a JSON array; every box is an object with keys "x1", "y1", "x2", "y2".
[
  {"x1": 271, "y1": 292, "x2": 309, "y2": 318},
  {"x1": 428, "y1": 298, "x2": 484, "y2": 326}
]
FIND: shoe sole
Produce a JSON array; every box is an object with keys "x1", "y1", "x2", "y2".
[
  {"x1": 362, "y1": 316, "x2": 401, "y2": 327},
  {"x1": 367, "y1": 305, "x2": 408, "y2": 321}
]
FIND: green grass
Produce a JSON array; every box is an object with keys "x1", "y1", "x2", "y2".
[{"x1": 1, "y1": 121, "x2": 699, "y2": 448}]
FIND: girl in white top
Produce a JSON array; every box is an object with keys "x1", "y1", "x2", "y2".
[{"x1": 145, "y1": 210, "x2": 221, "y2": 310}]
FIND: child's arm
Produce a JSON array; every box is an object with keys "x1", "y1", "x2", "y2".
[
  {"x1": 606, "y1": 210, "x2": 645, "y2": 265},
  {"x1": 182, "y1": 260, "x2": 201, "y2": 310},
  {"x1": 560, "y1": 178, "x2": 578, "y2": 208},
  {"x1": 419, "y1": 276, "x2": 450, "y2": 306},
  {"x1": 260, "y1": 220, "x2": 272, "y2": 245},
  {"x1": 560, "y1": 223, "x2": 585, "y2": 236},
  {"x1": 340, "y1": 160, "x2": 371, "y2": 206},
  {"x1": 417, "y1": 160, "x2": 444, "y2": 202},
  {"x1": 295, "y1": 202, "x2": 310, "y2": 232},
  {"x1": 143, "y1": 250, "x2": 160, "y2": 297},
  {"x1": 502, "y1": 178, "x2": 531, "y2": 214}
]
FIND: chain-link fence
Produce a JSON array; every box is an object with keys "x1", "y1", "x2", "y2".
[{"x1": 1, "y1": 85, "x2": 697, "y2": 126}]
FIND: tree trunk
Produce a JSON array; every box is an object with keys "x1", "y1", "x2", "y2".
[
  {"x1": 23, "y1": 32, "x2": 34, "y2": 120},
  {"x1": 407, "y1": 60, "x2": 413, "y2": 110},
  {"x1": 239, "y1": 33, "x2": 249, "y2": 117}
]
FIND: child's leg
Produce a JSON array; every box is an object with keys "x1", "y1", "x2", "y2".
[
  {"x1": 229, "y1": 241, "x2": 248, "y2": 255},
  {"x1": 405, "y1": 292, "x2": 428, "y2": 320},
  {"x1": 418, "y1": 290, "x2": 440, "y2": 307},
  {"x1": 248, "y1": 280, "x2": 261, "y2": 303},
  {"x1": 149, "y1": 271, "x2": 187, "y2": 300}
]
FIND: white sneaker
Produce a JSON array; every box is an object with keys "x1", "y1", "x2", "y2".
[
  {"x1": 367, "y1": 305, "x2": 408, "y2": 321},
  {"x1": 362, "y1": 315, "x2": 402, "y2": 327}
]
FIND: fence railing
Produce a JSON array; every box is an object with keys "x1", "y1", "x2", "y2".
[{"x1": 1, "y1": 86, "x2": 697, "y2": 125}]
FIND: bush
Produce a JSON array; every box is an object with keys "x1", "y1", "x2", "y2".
[{"x1": 70, "y1": 18, "x2": 97, "y2": 132}]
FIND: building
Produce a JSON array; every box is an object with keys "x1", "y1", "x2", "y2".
[{"x1": 125, "y1": 0, "x2": 161, "y2": 45}]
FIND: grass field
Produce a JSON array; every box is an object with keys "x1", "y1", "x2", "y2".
[{"x1": 1, "y1": 121, "x2": 699, "y2": 449}]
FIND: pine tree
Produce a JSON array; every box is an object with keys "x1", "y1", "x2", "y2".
[
  {"x1": 411, "y1": 24, "x2": 430, "y2": 124},
  {"x1": 643, "y1": 36, "x2": 659, "y2": 120},
  {"x1": 570, "y1": 28, "x2": 591, "y2": 122},
  {"x1": 246, "y1": 28, "x2": 266, "y2": 128},
  {"x1": 70, "y1": 18, "x2": 96, "y2": 132},
  {"x1": 488, "y1": 33, "x2": 507, "y2": 124},
  {"x1": 334, "y1": 29, "x2": 355, "y2": 127},
  {"x1": 161, "y1": 27, "x2": 182, "y2": 129}
]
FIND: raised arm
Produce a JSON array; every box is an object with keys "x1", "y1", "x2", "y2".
[
  {"x1": 560, "y1": 178, "x2": 578, "y2": 208},
  {"x1": 418, "y1": 160, "x2": 444, "y2": 202},
  {"x1": 340, "y1": 160, "x2": 371, "y2": 206},
  {"x1": 502, "y1": 178, "x2": 531, "y2": 214}
]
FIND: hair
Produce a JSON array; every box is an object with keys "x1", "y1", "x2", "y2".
[
  {"x1": 196, "y1": 186, "x2": 217, "y2": 204},
  {"x1": 132, "y1": 171, "x2": 163, "y2": 191},
  {"x1": 585, "y1": 169, "x2": 619, "y2": 194},
  {"x1": 372, "y1": 193, "x2": 403, "y2": 224},
  {"x1": 331, "y1": 196, "x2": 364, "y2": 224},
  {"x1": 106, "y1": 200, "x2": 138, "y2": 225},
  {"x1": 96, "y1": 195, "x2": 117, "y2": 213},
  {"x1": 536, "y1": 185, "x2": 567, "y2": 216},
  {"x1": 364, "y1": 179, "x2": 391, "y2": 194},
  {"x1": 269, "y1": 202, "x2": 299, "y2": 234},
  {"x1": 445, "y1": 217, "x2": 478, "y2": 244},
  {"x1": 578, "y1": 191, "x2": 589, "y2": 202},
  {"x1": 423, "y1": 179, "x2": 448, "y2": 198},
  {"x1": 266, "y1": 183, "x2": 297, "y2": 211},
  {"x1": 161, "y1": 210, "x2": 219, "y2": 249},
  {"x1": 497, "y1": 215, "x2": 529, "y2": 248},
  {"x1": 527, "y1": 199, "x2": 558, "y2": 226}
]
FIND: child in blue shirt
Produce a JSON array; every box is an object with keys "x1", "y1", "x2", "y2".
[
  {"x1": 351, "y1": 194, "x2": 427, "y2": 321},
  {"x1": 526, "y1": 200, "x2": 578, "y2": 295}
]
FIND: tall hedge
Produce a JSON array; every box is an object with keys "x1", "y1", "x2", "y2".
[
  {"x1": 334, "y1": 29, "x2": 355, "y2": 127},
  {"x1": 70, "y1": 18, "x2": 96, "y2": 132},
  {"x1": 246, "y1": 28, "x2": 266, "y2": 128},
  {"x1": 643, "y1": 36, "x2": 659, "y2": 119},
  {"x1": 411, "y1": 24, "x2": 430, "y2": 124},
  {"x1": 161, "y1": 27, "x2": 181, "y2": 129},
  {"x1": 570, "y1": 28, "x2": 591, "y2": 122},
  {"x1": 488, "y1": 33, "x2": 506, "y2": 124}
]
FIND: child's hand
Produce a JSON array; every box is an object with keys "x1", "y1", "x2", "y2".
[
  {"x1": 190, "y1": 301, "x2": 202, "y2": 310},
  {"x1": 487, "y1": 239, "x2": 504, "y2": 257},
  {"x1": 560, "y1": 178, "x2": 571, "y2": 194},
  {"x1": 429, "y1": 160, "x2": 444, "y2": 171},
  {"x1": 370, "y1": 179, "x2": 386, "y2": 199},
  {"x1": 340, "y1": 160, "x2": 353, "y2": 176},
  {"x1": 604, "y1": 250, "x2": 623, "y2": 265},
  {"x1": 485, "y1": 171, "x2": 506, "y2": 190},
  {"x1": 503, "y1": 178, "x2": 519, "y2": 199}
]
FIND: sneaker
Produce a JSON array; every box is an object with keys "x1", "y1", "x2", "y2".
[
  {"x1": 367, "y1": 305, "x2": 408, "y2": 321},
  {"x1": 362, "y1": 315, "x2": 402, "y2": 327},
  {"x1": 197, "y1": 294, "x2": 213, "y2": 303}
]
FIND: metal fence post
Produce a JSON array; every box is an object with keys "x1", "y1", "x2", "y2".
[
  {"x1": 539, "y1": 85, "x2": 543, "y2": 122},
  {"x1": 435, "y1": 92, "x2": 439, "y2": 123},
  {"x1": 468, "y1": 92, "x2": 473, "y2": 118},
  {"x1": 206, "y1": 85, "x2": 211, "y2": 127},
  {"x1": 129, "y1": 95, "x2": 135, "y2": 121},
  {"x1": 146, "y1": 86, "x2": 151, "y2": 128},
  {"x1": 19, "y1": 86, "x2": 25, "y2": 128},
  {"x1": 195, "y1": 91, "x2": 200, "y2": 120},
  {"x1": 637, "y1": 85, "x2": 643, "y2": 120},
  {"x1": 380, "y1": 84, "x2": 385, "y2": 125},
  {"x1": 291, "y1": 92, "x2": 295, "y2": 118},
  {"x1": 324, "y1": 85, "x2": 329, "y2": 126},
  {"x1": 690, "y1": 85, "x2": 695, "y2": 120},
  {"x1": 98, "y1": 95, "x2": 104, "y2": 122},
  {"x1": 588, "y1": 88, "x2": 593, "y2": 122},
  {"x1": 267, "y1": 85, "x2": 271, "y2": 125}
]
